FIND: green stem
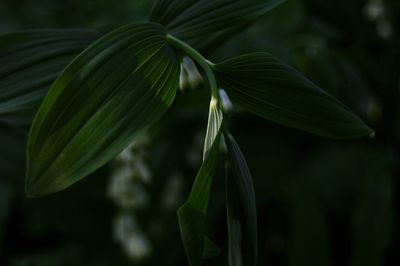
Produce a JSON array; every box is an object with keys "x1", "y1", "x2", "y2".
[{"x1": 166, "y1": 34, "x2": 219, "y2": 100}]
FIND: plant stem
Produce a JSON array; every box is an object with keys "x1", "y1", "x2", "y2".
[{"x1": 166, "y1": 34, "x2": 220, "y2": 100}]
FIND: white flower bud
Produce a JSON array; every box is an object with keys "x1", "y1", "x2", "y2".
[
  {"x1": 179, "y1": 63, "x2": 190, "y2": 94},
  {"x1": 219, "y1": 88, "x2": 234, "y2": 114},
  {"x1": 182, "y1": 56, "x2": 204, "y2": 90}
]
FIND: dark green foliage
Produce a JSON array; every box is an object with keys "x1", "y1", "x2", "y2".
[
  {"x1": 214, "y1": 53, "x2": 373, "y2": 139},
  {"x1": 0, "y1": 29, "x2": 100, "y2": 126},
  {"x1": 225, "y1": 133, "x2": 257, "y2": 266},
  {"x1": 177, "y1": 134, "x2": 221, "y2": 266},
  {"x1": 1, "y1": 0, "x2": 395, "y2": 265},
  {"x1": 177, "y1": 100, "x2": 223, "y2": 266},
  {"x1": 26, "y1": 23, "x2": 180, "y2": 196},
  {"x1": 150, "y1": 0, "x2": 287, "y2": 51}
]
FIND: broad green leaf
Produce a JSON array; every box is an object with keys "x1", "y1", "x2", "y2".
[
  {"x1": 225, "y1": 133, "x2": 257, "y2": 266},
  {"x1": 177, "y1": 101, "x2": 223, "y2": 266},
  {"x1": 214, "y1": 53, "x2": 374, "y2": 139},
  {"x1": 150, "y1": 0, "x2": 287, "y2": 51},
  {"x1": 26, "y1": 22, "x2": 180, "y2": 197},
  {"x1": 0, "y1": 29, "x2": 100, "y2": 126}
]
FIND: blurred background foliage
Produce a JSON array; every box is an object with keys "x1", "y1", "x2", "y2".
[{"x1": 0, "y1": 0, "x2": 399, "y2": 265}]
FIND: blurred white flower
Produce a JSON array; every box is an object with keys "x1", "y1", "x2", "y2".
[
  {"x1": 376, "y1": 19, "x2": 393, "y2": 40},
  {"x1": 364, "y1": 0, "x2": 394, "y2": 40},
  {"x1": 365, "y1": 0, "x2": 384, "y2": 20},
  {"x1": 109, "y1": 132, "x2": 153, "y2": 262},
  {"x1": 113, "y1": 213, "x2": 152, "y2": 261}
]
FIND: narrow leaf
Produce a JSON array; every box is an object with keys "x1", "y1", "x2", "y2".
[
  {"x1": 203, "y1": 97, "x2": 223, "y2": 159},
  {"x1": 214, "y1": 53, "x2": 374, "y2": 139},
  {"x1": 26, "y1": 22, "x2": 180, "y2": 197},
  {"x1": 178, "y1": 100, "x2": 223, "y2": 266},
  {"x1": 225, "y1": 133, "x2": 257, "y2": 266},
  {"x1": 150, "y1": 0, "x2": 287, "y2": 51},
  {"x1": 178, "y1": 134, "x2": 221, "y2": 266},
  {"x1": 0, "y1": 29, "x2": 100, "y2": 126}
]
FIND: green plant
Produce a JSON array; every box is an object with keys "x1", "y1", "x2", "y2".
[{"x1": 0, "y1": 0, "x2": 374, "y2": 265}]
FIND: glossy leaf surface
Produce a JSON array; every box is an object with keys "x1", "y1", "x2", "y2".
[
  {"x1": 214, "y1": 53, "x2": 374, "y2": 139},
  {"x1": 0, "y1": 29, "x2": 100, "y2": 126},
  {"x1": 26, "y1": 22, "x2": 180, "y2": 197},
  {"x1": 150, "y1": 0, "x2": 287, "y2": 51},
  {"x1": 225, "y1": 133, "x2": 258, "y2": 266}
]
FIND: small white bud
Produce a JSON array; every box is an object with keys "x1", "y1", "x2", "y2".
[
  {"x1": 219, "y1": 89, "x2": 234, "y2": 114},
  {"x1": 182, "y1": 56, "x2": 204, "y2": 90},
  {"x1": 179, "y1": 63, "x2": 190, "y2": 93},
  {"x1": 125, "y1": 232, "x2": 152, "y2": 260}
]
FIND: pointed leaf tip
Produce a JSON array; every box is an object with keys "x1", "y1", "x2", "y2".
[{"x1": 214, "y1": 53, "x2": 373, "y2": 139}]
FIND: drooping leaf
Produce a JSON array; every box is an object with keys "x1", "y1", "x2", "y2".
[
  {"x1": 214, "y1": 53, "x2": 374, "y2": 139},
  {"x1": 26, "y1": 22, "x2": 180, "y2": 197},
  {"x1": 225, "y1": 133, "x2": 258, "y2": 266},
  {"x1": 0, "y1": 29, "x2": 100, "y2": 126},
  {"x1": 150, "y1": 0, "x2": 287, "y2": 51},
  {"x1": 177, "y1": 137, "x2": 221, "y2": 266},
  {"x1": 177, "y1": 100, "x2": 223, "y2": 266}
]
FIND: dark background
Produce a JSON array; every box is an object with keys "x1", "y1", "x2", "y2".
[{"x1": 0, "y1": 0, "x2": 399, "y2": 265}]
